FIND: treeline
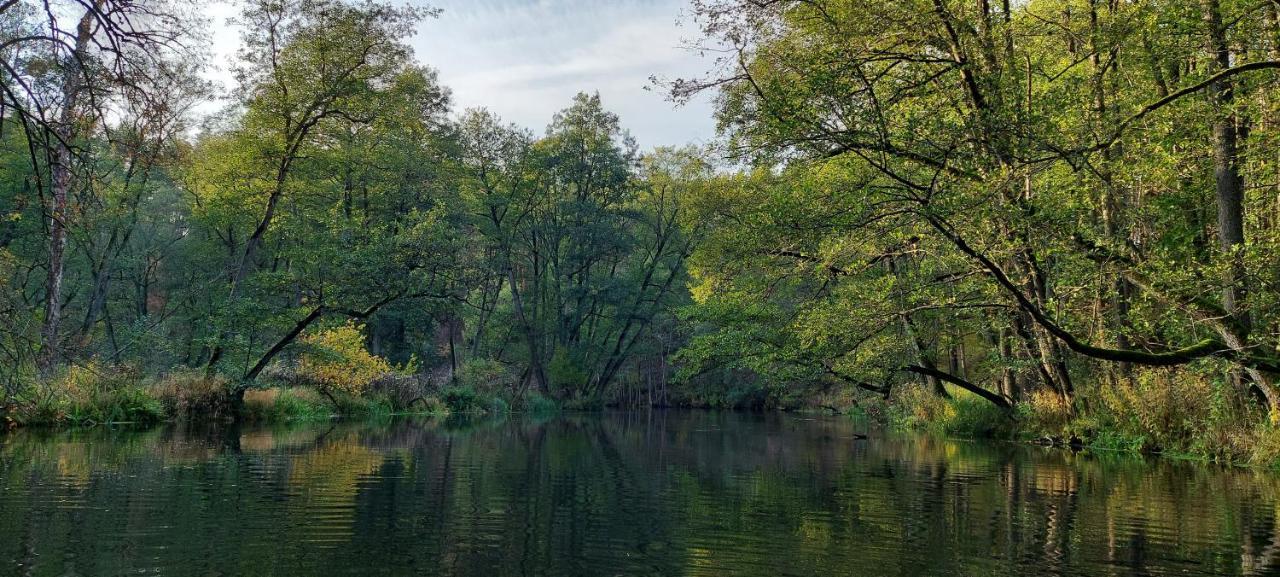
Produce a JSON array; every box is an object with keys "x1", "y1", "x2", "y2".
[{"x1": 0, "y1": 0, "x2": 700, "y2": 421}]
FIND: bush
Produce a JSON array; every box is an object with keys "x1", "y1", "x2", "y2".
[
  {"x1": 547, "y1": 348, "x2": 588, "y2": 397},
  {"x1": 488, "y1": 396, "x2": 510, "y2": 414},
  {"x1": 941, "y1": 396, "x2": 1012, "y2": 438},
  {"x1": 242, "y1": 387, "x2": 332, "y2": 422},
  {"x1": 439, "y1": 385, "x2": 511, "y2": 414},
  {"x1": 441, "y1": 385, "x2": 482, "y2": 413},
  {"x1": 521, "y1": 392, "x2": 559, "y2": 414},
  {"x1": 1248, "y1": 426, "x2": 1280, "y2": 469},
  {"x1": 1091, "y1": 366, "x2": 1235, "y2": 453},
  {"x1": 411, "y1": 395, "x2": 449, "y2": 415},
  {"x1": 16, "y1": 363, "x2": 165, "y2": 425},
  {"x1": 890, "y1": 383, "x2": 1012, "y2": 438},
  {"x1": 456, "y1": 358, "x2": 517, "y2": 396},
  {"x1": 1018, "y1": 388, "x2": 1075, "y2": 438},
  {"x1": 368, "y1": 374, "x2": 429, "y2": 411},
  {"x1": 333, "y1": 392, "x2": 395, "y2": 419},
  {"x1": 297, "y1": 322, "x2": 392, "y2": 401},
  {"x1": 153, "y1": 371, "x2": 233, "y2": 421}
]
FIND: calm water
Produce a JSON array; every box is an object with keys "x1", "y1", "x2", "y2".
[{"x1": 3, "y1": 412, "x2": 1280, "y2": 576}]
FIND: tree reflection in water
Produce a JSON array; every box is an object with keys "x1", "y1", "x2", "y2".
[{"x1": 2, "y1": 412, "x2": 1280, "y2": 576}]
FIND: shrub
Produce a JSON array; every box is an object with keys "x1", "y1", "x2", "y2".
[
  {"x1": 242, "y1": 387, "x2": 332, "y2": 422},
  {"x1": 1093, "y1": 367, "x2": 1227, "y2": 453},
  {"x1": 1018, "y1": 388, "x2": 1075, "y2": 437},
  {"x1": 152, "y1": 371, "x2": 232, "y2": 421},
  {"x1": 368, "y1": 374, "x2": 429, "y2": 411},
  {"x1": 456, "y1": 358, "x2": 517, "y2": 396},
  {"x1": 522, "y1": 392, "x2": 559, "y2": 414},
  {"x1": 333, "y1": 392, "x2": 395, "y2": 419},
  {"x1": 17, "y1": 363, "x2": 165, "y2": 425},
  {"x1": 411, "y1": 395, "x2": 448, "y2": 415},
  {"x1": 439, "y1": 385, "x2": 511, "y2": 414},
  {"x1": 297, "y1": 322, "x2": 392, "y2": 402},
  {"x1": 941, "y1": 396, "x2": 1012, "y2": 438},
  {"x1": 890, "y1": 383, "x2": 1012, "y2": 438},
  {"x1": 547, "y1": 348, "x2": 588, "y2": 397},
  {"x1": 1248, "y1": 426, "x2": 1280, "y2": 469},
  {"x1": 488, "y1": 396, "x2": 510, "y2": 414},
  {"x1": 441, "y1": 385, "x2": 482, "y2": 413}
]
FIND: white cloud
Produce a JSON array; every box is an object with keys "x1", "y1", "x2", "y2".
[
  {"x1": 416, "y1": 0, "x2": 716, "y2": 148},
  {"x1": 198, "y1": 0, "x2": 717, "y2": 149}
]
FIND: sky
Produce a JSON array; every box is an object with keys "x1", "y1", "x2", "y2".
[{"x1": 202, "y1": 0, "x2": 718, "y2": 149}]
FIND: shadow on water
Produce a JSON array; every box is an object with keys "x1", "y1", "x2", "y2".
[{"x1": 3, "y1": 411, "x2": 1280, "y2": 576}]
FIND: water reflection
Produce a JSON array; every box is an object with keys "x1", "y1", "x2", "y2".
[{"x1": 2, "y1": 412, "x2": 1280, "y2": 576}]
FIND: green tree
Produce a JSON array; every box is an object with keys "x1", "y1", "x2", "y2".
[{"x1": 672, "y1": 0, "x2": 1280, "y2": 412}]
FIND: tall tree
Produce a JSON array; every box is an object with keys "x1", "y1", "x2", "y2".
[
  {"x1": 0, "y1": 0, "x2": 198, "y2": 371},
  {"x1": 671, "y1": 0, "x2": 1280, "y2": 409}
]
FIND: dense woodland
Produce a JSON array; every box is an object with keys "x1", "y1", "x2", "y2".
[{"x1": 3, "y1": 0, "x2": 1280, "y2": 460}]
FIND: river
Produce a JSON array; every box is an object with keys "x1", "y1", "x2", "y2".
[{"x1": 2, "y1": 411, "x2": 1278, "y2": 576}]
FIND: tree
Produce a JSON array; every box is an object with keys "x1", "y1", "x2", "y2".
[
  {"x1": 458, "y1": 95, "x2": 701, "y2": 399},
  {"x1": 0, "y1": 0, "x2": 200, "y2": 372},
  {"x1": 671, "y1": 0, "x2": 1280, "y2": 410},
  {"x1": 198, "y1": 0, "x2": 451, "y2": 382}
]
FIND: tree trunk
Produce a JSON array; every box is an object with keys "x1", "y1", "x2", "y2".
[
  {"x1": 998, "y1": 325, "x2": 1019, "y2": 402},
  {"x1": 38, "y1": 6, "x2": 97, "y2": 374},
  {"x1": 507, "y1": 266, "x2": 548, "y2": 394},
  {"x1": 1204, "y1": 0, "x2": 1261, "y2": 405},
  {"x1": 1205, "y1": 0, "x2": 1247, "y2": 329}
]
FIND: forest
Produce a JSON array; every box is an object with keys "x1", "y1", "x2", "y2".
[{"x1": 3, "y1": 0, "x2": 1280, "y2": 464}]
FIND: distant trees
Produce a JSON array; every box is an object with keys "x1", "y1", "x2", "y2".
[{"x1": 458, "y1": 95, "x2": 701, "y2": 399}]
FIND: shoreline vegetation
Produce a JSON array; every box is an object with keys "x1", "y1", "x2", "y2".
[
  {"x1": 7, "y1": 361, "x2": 1280, "y2": 472},
  {"x1": 6, "y1": 0, "x2": 1280, "y2": 474}
]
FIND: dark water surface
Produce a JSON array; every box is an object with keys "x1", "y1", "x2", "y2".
[{"x1": 3, "y1": 411, "x2": 1280, "y2": 576}]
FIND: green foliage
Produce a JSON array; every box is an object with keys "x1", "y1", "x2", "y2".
[
  {"x1": 890, "y1": 385, "x2": 1013, "y2": 439},
  {"x1": 414, "y1": 395, "x2": 449, "y2": 415},
  {"x1": 8, "y1": 0, "x2": 1280, "y2": 482},
  {"x1": 547, "y1": 348, "x2": 589, "y2": 397},
  {"x1": 1, "y1": 0, "x2": 698, "y2": 429},
  {"x1": 456, "y1": 358, "x2": 517, "y2": 397},
  {"x1": 242, "y1": 388, "x2": 333, "y2": 423},
  {"x1": 14, "y1": 364, "x2": 165, "y2": 426},
  {"x1": 440, "y1": 386, "x2": 504, "y2": 414},
  {"x1": 333, "y1": 393, "x2": 396, "y2": 420},
  {"x1": 520, "y1": 392, "x2": 559, "y2": 415},
  {"x1": 657, "y1": 0, "x2": 1280, "y2": 463}
]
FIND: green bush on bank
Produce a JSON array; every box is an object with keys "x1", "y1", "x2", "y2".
[
  {"x1": 12, "y1": 363, "x2": 165, "y2": 426},
  {"x1": 887, "y1": 384, "x2": 1013, "y2": 438},
  {"x1": 2, "y1": 361, "x2": 461, "y2": 427},
  {"x1": 241, "y1": 387, "x2": 332, "y2": 422},
  {"x1": 439, "y1": 385, "x2": 513, "y2": 415},
  {"x1": 871, "y1": 364, "x2": 1280, "y2": 469},
  {"x1": 521, "y1": 392, "x2": 559, "y2": 414}
]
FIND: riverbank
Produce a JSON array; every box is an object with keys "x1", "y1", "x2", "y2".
[
  {"x1": 0, "y1": 365, "x2": 536, "y2": 429},
  {"x1": 875, "y1": 377, "x2": 1280, "y2": 471},
  {"x1": 9, "y1": 362, "x2": 1280, "y2": 473}
]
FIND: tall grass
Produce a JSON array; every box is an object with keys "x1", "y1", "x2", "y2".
[{"x1": 888, "y1": 385, "x2": 1014, "y2": 438}]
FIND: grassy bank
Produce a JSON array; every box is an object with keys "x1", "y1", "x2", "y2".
[
  {"x1": 878, "y1": 367, "x2": 1280, "y2": 470},
  {"x1": 0, "y1": 363, "x2": 558, "y2": 429},
  {"x1": 11, "y1": 361, "x2": 1280, "y2": 474}
]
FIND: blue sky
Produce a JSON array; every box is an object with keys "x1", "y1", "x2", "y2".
[{"x1": 203, "y1": 0, "x2": 718, "y2": 149}]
